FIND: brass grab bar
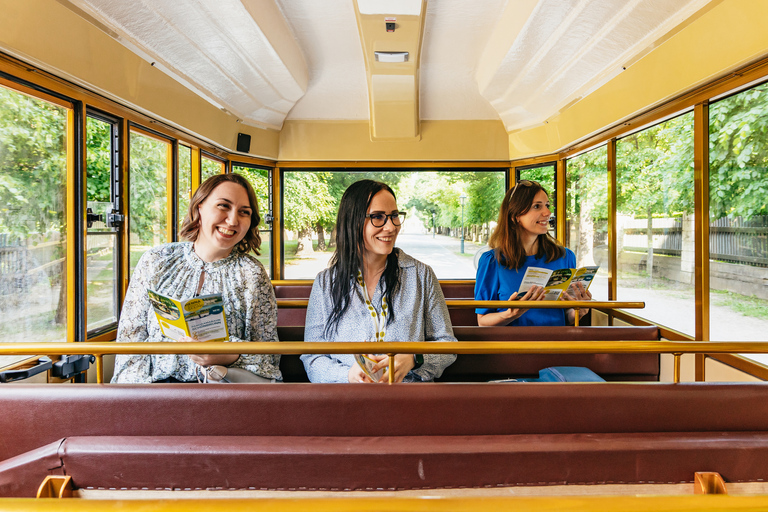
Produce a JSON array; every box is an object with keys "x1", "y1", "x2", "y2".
[{"x1": 1, "y1": 339, "x2": 763, "y2": 384}]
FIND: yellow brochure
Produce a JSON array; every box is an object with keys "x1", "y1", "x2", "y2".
[
  {"x1": 354, "y1": 354, "x2": 384, "y2": 382},
  {"x1": 148, "y1": 289, "x2": 229, "y2": 342},
  {"x1": 517, "y1": 266, "x2": 599, "y2": 300}
]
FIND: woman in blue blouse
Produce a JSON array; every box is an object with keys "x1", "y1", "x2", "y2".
[
  {"x1": 112, "y1": 174, "x2": 281, "y2": 383},
  {"x1": 475, "y1": 180, "x2": 591, "y2": 326},
  {"x1": 301, "y1": 180, "x2": 456, "y2": 383}
]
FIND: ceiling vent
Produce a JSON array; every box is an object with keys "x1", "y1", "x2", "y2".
[{"x1": 374, "y1": 51, "x2": 409, "y2": 63}]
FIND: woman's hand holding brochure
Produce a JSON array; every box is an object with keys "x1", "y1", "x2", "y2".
[
  {"x1": 353, "y1": 353, "x2": 417, "y2": 383},
  {"x1": 561, "y1": 281, "x2": 593, "y2": 321},
  {"x1": 352, "y1": 354, "x2": 385, "y2": 383},
  {"x1": 503, "y1": 285, "x2": 547, "y2": 321}
]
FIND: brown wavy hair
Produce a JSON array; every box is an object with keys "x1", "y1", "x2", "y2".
[
  {"x1": 178, "y1": 173, "x2": 262, "y2": 255},
  {"x1": 488, "y1": 180, "x2": 564, "y2": 269}
]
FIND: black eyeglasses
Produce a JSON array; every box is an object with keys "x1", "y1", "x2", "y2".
[{"x1": 366, "y1": 211, "x2": 407, "y2": 227}]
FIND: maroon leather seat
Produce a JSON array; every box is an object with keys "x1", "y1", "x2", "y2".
[
  {"x1": 442, "y1": 326, "x2": 660, "y2": 382},
  {"x1": 277, "y1": 325, "x2": 660, "y2": 383},
  {"x1": 3, "y1": 383, "x2": 768, "y2": 496}
]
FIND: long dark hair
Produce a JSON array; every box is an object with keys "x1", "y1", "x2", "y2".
[
  {"x1": 488, "y1": 180, "x2": 564, "y2": 269},
  {"x1": 324, "y1": 179, "x2": 400, "y2": 337},
  {"x1": 178, "y1": 173, "x2": 262, "y2": 255}
]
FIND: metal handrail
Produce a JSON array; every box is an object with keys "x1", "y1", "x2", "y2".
[
  {"x1": 276, "y1": 300, "x2": 644, "y2": 309},
  {"x1": 275, "y1": 300, "x2": 646, "y2": 327},
  {"x1": 4, "y1": 495, "x2": 768, "y2": 510},
  {"x1": 2, "y1": 339, "x2": 764, "y2": 384}
]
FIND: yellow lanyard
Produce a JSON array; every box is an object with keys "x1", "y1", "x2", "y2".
[{"x1": 357, "y1": 271, "x2": 388, "y2": 342}]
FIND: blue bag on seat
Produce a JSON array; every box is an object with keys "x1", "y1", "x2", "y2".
[{"x1": 520, "y1": 366, "x2": 605, "y2": 382}]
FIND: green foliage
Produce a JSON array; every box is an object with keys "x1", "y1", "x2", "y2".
[
  {"x1": 567, "y1": 146, "x2": 608, "y2": 220},
  {"x1": 709, "y1": 84, "x2": 768, "y2": 220},
  {"x1": 232, "y1": 166, "x2": 269, "y2": 218},
  {"x1": 280, "y1": 170, "x2": 505, "y2": 243},
  {"x1": 466, "y1": 172, "x2": 505, "y2": 226},
  {"x1": 616, "y1": 112, "x2": 694, "y2": 217},
  {"x1": 178, "y1": 146, "x2": 192, "y2": 228},
  {"x1": 520, "y1": 165, "x2": 555, "y2": 196},
  {"x1": 129, "y1": 132, "x2": 168, "y2": 245},
  {"x1": 202, "y1": 156, "x2": 223, "y2": 181},
  {"x1": 86, "y1": 117, "x2": 111, "y2": 203},
  {"x1": 283, "y1": 171, "x2": 336, "y2": 234},
  {"x1": 0, "y1": 87, "x2": 67, "y2": 240},
  {"x1": 712, "y1": 289, "x2": 768, "y2": 321}
]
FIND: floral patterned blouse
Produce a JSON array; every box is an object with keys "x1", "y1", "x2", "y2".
[
  {"x1": 301, "y1": 250, "x2": 457, "y2": 383},
  {"x1": 111, "y1": 242, "x2": 281, "y2": 383}
]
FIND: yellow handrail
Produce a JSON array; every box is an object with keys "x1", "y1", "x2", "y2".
[
  {"x1": 2, "y1": 340, "x2": 766, "y2": 384},
  {"x1": 4, "y1": 495, "x2": 768, "y2": 511},
  {"x1": 275, "y1": 300, "x2": 645, "y2": 326},
  {"x1": 276, "y1": 300, "x2": 644, "y2": 309},
  {"x1": 5, "y1": 340, "x2": 768, "y2": 356}
]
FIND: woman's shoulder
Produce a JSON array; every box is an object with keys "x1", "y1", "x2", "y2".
[
  {"x1": 562, "y1": 247, "x2": 576, "y2": 264},
  {"x1": 137, "y1": 242, "x2": 190, "y2": 268},
  {"x1": 228, "y1": 252, "x2": 270, "y2": 281},
  {"x1": 396, "y1": 249, "x2": 434, "y2": 275},
  {"x1": 476, "y1": 248, "x2": 501, "y2": 273},
  {"x1": 478, "y1": 248, "x2": 497, "y2": 265}
]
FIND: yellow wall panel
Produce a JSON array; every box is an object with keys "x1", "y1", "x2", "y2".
[{"x1": 279, "y1": 120, "x2": 509, "y2": 161}]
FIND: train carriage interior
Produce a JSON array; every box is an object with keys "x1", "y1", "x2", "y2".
[{"x1": 2, "y1": 0, "x2": 768, "y2": 509}]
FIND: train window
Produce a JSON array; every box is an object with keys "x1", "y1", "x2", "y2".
[
  {"x1": 616, "y1": 112, "x2": 695, "y2": 335},
  {"x1": 281, "y1": 170, "x2": 506, "y2": 279},
  {"x1": 519, "y1": 163, "x2": 556, "y2": 225},
  {"x1": 129, "y1": 129, "x2": 171, "y2": 275},
  {"x1": 202, "y1": 154, "x2": 224, "y2": 181},
  {"x1": 85, "y1": 115, "x2": 120, "y2": 334},
  {"x1": 566, "y1": 146, "x2": 608, "y2": 301},
  {"x1": 178, "y1": 144, "x2": 192, "y2": 232},
  {"x1": 0, "y1": 85, "x2": 68, "y2": 352},
  {"x1": 232, "y1": 164, "x2": 272, "y2": 276},
  {"x1": 709, "y1": 82, "x2": 768, "y2": 355}
]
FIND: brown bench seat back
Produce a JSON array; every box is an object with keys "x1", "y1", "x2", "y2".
[
  {"x1": 277, "y1": 325, "x2": 660, "y2": 382},
  {"x1": 3, "y1": 383, "x2": 768, "y2": 496},
  {"x1": 440, "y1": 326, "x2": 660, "y2": 381}
]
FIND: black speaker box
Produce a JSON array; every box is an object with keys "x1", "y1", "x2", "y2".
[{"x1": 236, "y1": 133, "x2": 251, "y2": 153}]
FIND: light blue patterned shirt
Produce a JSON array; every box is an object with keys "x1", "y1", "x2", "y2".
[
  {"x1": 112, "y1": 242, "x2": 281, "y2": 383},
  {"x1": 301, "y1": 250, "x2": 457, "y2": 383}
]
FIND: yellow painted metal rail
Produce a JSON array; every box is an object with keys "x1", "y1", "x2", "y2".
[
  {"x1": 4, "y1": 495, "x2": 768, "y2": 511},
  {"x1": 278, "y1": 300, "x2": 642, "y2": 309},
  {"x1": 2, "y1": 340, "x2": 766, "y2": 384},
  {"x1": 276, "y1": 300, "x2": 645, "y2": 327}
]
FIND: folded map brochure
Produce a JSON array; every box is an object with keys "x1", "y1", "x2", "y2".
[
  {"x1": 517, "y1": 266, "x2": 599, "y2": 301},
  {"x1": 148, "y1": 289, "x2": 229, "y2": 342},
  {"x1": 354, "y1": 354, "x2": 384, "y2": 382}
]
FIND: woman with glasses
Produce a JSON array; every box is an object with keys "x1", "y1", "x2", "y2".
[
  {"x1": 301, "y1": 179, "x2": 456, "y2": 383},
  {"x1": 475, "y1": 180, "x2": 591, "y2": 326},
  {"x1": 112, "y1": 173, "x2": 281, "y2": 383}
]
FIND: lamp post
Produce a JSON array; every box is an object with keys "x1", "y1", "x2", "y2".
[
  {"x1": 431, "y1": 210, "x2": 436, "y2": 238},
  {"x1": 459, "y1": 194, "x2": 467, "y2": 254}
]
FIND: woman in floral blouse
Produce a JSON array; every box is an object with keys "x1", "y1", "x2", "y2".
[{"x1": 112, "y1": 174, "x2": 281, "y2": 383}]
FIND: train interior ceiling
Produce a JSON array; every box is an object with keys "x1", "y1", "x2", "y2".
[
  {"x1": 0, "y1": 0, "x2": 767, "y2": 377},
  {"x1": 2, "y1": 0, "x2": 765, "y2": 161}
]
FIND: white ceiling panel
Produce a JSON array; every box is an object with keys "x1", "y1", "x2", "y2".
[{"x1": 59, "y1": 0, "x2": 716, "y2": 133}]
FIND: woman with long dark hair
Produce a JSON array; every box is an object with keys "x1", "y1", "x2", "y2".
[
  {"x1": 475, "y1": 180, "x2": 591, "y2": 326},
  {"x1": 301, "y1": 179, "x2": 456, "y2": 383},
  {"x1": 112, "y1": 173, "x2": 281, "y2": 383}
]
